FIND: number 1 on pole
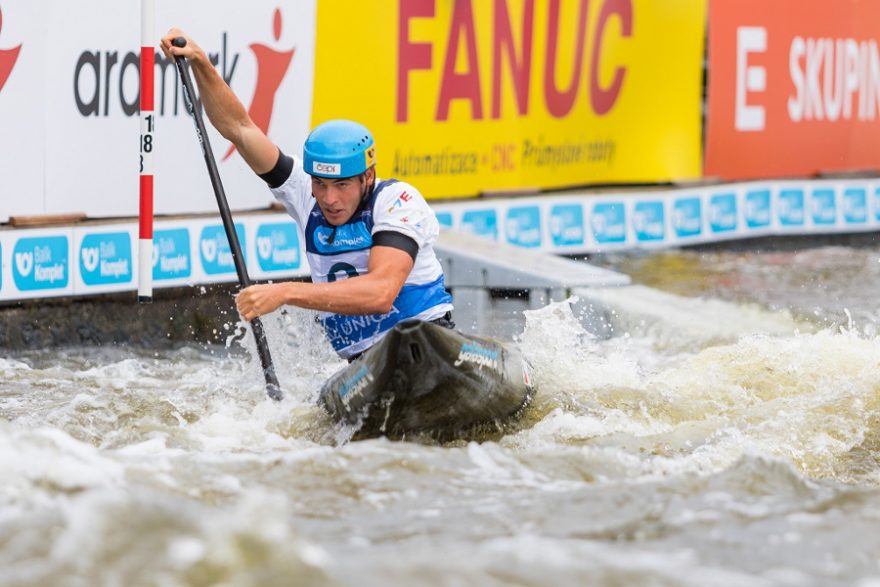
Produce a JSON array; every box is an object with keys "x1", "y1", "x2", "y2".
[{"x1": 138, "y1": 0, "x2": 155, "y2": 303}]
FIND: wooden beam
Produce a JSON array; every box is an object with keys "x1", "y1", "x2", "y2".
[{"x1": 8, "y1": 213, "x2": 88, "y2": 227}]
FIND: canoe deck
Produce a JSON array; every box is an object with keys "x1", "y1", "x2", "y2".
[{"x1": 318, "y1": 319, "x2": 535, "y2": 439}]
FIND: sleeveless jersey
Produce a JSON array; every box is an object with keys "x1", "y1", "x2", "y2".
[{"x1": 269, "y1": 159, "x2": 454, "y2": 359}]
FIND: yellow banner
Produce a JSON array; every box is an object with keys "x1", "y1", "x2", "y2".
[{"x1": 312, "y1": 0, "x2": 705, "y2": 199}]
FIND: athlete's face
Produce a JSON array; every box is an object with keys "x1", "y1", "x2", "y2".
[{"x1": 311, "y1": 167, "x2": 375, "y2": 225}]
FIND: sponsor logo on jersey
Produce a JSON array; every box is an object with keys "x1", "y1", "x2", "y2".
[
  {"x1": 313, "y1": 223, "x2": 371, "y2": 252},
  {"x1": 387, "y1": 190, "x2": 413, "y2": 213}
]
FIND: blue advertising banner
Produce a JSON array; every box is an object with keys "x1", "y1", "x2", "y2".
[
  {"x1": 505, "y1": 206, "x2": 542, "y2": 249},
  {"x1": 673, "y1": 197, "x2": 702, "y2": 239},
  {"x1": 2, "y1": 179, "x2": 879, "y2": 302},
  {"x1": 153, "y1": 228, "x2": 192, "y2": 281},
  {"x1": 633, "y1": 201, "x2": 665, "y2": 243},
  {"x1": 591, "y1": 203, "x2": 626, "y2": 245},
  {"x1": 199, "y1": 224, "x2": 246, "y2": 276},
  {"x1": 79, "y1": 232, "x2": 132, "y2": 286},
  {"x1": 255, "y1": 222, "x2": 301, "y2": 273},
  {"x1": 13, "y1": 235, "x2": 69, "y2": 292},
  {"x1": 548, "y1": 204, "x2": 585, "y2": 248}
]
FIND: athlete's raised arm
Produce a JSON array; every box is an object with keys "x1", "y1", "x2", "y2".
[{"x1": 159, "y1": 28, "x2": 279, "y2": 174}]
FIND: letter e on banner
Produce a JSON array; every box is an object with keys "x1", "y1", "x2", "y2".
[{"x1": 736, "y1": 26, "x2": 767, "y2": 131}]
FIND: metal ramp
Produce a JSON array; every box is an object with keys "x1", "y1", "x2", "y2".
[{"x1": 434, "y1": 230, "x2": 629, "y2": 336}]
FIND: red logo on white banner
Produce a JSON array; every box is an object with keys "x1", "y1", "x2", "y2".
[
  {"x1": 223, "y1": 8, "x2": 295, "y2": 161},
  {"x1": 0, "y1": 6, "x2": 22, "y2": 94}
]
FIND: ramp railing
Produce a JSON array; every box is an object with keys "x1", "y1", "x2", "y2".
[{"x1": 435, "y1": 230, "x2": 629, "y2": 337}]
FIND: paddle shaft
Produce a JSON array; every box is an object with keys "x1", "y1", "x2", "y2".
[{"x1": 172, "y1": 37, "x2": 282, "y2": 401}]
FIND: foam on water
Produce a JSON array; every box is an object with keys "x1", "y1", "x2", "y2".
[
  {"x1": 0, "y1": 424, "x2": 124, "y2": 494},
  {"x1": 516, "y1": 299, "x2": 880, "y2": 485},
  {"x1": 578, "y1": 284, "x2": 812, "y2": 351},
  {"x1": 0, "y1": 483, "x2": 337, "y2": 586},
  {"x1": 3, "y1": 278, "x2": 880, "y2": 584}
]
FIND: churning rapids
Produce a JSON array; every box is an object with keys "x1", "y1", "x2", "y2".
[{"x1": 4, "y1": 243, "x2": 880, "y2": 586}]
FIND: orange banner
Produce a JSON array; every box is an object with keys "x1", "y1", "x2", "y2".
[{"x1": 705, "y1": 0, "x2": 880, "y2": 180}]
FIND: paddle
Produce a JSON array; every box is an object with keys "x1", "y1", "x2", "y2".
[{"x1": 171, "y1": 36, "x2": 282, "y2": 401}]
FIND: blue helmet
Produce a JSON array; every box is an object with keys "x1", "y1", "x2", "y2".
[{"x1": 302, "y1": 119, "x2": 376, "y2": 178}]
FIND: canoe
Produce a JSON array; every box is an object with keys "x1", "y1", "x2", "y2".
[{"x1": 318, "y1": 318, "x2": 535, "y2": 439}]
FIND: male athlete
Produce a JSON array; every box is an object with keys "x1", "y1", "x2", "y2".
[{"x1": 161, "y1": 30, "x2": 454, "y2": 360}]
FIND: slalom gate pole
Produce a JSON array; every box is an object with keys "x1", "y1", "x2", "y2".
[
  {"x1": 138, "y1": 0, "x2": 154, "y2": 303},
  {"x1": 172, "y1": 37, "x2": 283, "y2": 402}
]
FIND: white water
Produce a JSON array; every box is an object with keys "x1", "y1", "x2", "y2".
[{"x1": 3, "y1": 245, "x2": 880, "y2": 586}]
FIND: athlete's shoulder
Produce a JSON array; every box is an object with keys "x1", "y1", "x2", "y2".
[
  {"x1": 268, "y1": 154, "x2": 313, "y2": 223},
  {"x1": 374, "y1": 178, "x2": 428, "y2": 207}
]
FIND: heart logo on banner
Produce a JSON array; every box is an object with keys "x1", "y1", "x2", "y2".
[
  {"x1": 81, "y1": 247, "x2": 100, "y2": 272},
  {"x1": 201, "y1": 239, "x2": 217, "y2": 262},
  {"x1": 257, "y1": 237, "x2": 272, "y2": 260},
  {"x1": 14, "y1": 251, "x2": 33, "y2": 277}
]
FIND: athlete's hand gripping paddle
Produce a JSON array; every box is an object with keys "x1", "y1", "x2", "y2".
[{"x1": 171, "y1": 37, "x2": 282, "y2": 401}]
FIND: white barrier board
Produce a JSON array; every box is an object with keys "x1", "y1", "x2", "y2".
[
  {"x1": 1, "y1": 179, "x2": 877, "y2": 301},
  {"x1": 0, "y1": 0, "x2": 315, "y2": 222}
]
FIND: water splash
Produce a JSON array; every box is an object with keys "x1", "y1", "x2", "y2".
[
  {"x1": 4, "y1": 256, "x2": 880, "y2": 584},
  {"x1": 516, "y1": 299, "x2": 880, "y2": 484}
]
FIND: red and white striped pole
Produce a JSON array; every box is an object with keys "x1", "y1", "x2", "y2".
[{"x1": 138, "y1": 0, "x2": 155, "y2": 303}]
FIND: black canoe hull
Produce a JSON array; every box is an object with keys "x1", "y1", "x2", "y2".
[{"x1": 318, "y1": 319, "x2": 535, "y2": 439}]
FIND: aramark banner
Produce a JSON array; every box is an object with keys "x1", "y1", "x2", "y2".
[
  {"x1": 0, "y1": 0, "x2": 315, "y2": 222},
  {"x1": 282, "y1": 0, "x2": 704, "y2": 198},
  {"x1": 705, "y1": 0, "x2": 880, "y2": 180},
  {"x1": 0, "y1": 1, "x2": 44, "y2": 221}
]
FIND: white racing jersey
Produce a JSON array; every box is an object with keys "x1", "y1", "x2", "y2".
[{"x1": 269, "y1": 155, "x2": 453, "y2": 359}]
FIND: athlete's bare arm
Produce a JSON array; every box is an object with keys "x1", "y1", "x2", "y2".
[
  {"x1": 159, "y1": 28, "x2": 279, "y2": 174},
  {"x1": 236, "y1": 246, "x2": 415, "y2": 321}
]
